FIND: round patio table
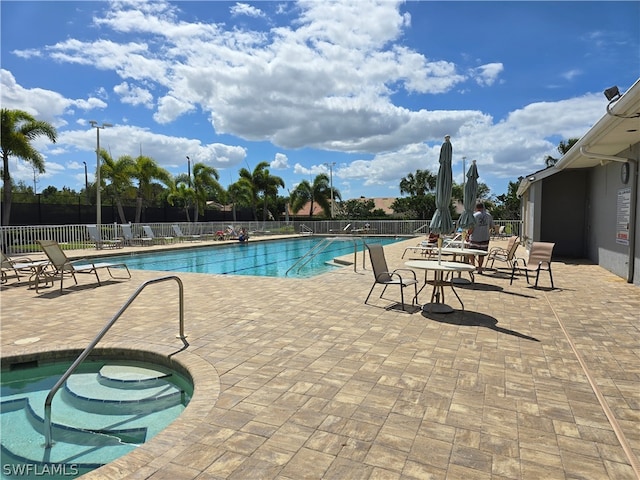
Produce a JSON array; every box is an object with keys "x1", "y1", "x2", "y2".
[{"x1": 405, "y1": 260, "x2": 475, "y2": 313}]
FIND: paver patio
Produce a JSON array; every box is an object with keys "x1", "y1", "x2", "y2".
[{"x1": 1, "y1": 236, "x2": 638, "y2": 479}]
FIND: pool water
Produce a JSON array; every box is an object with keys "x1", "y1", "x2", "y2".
[
  {"x1": 1, "y1": 359, "x2": 192, "y2": 479},
  {"x1": 89, "y1": 236, "x2": 403, "y2": 278}
]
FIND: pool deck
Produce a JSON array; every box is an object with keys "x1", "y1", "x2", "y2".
[{"x1": 1, "y1": 236, "x2": 639, "y2": 479}]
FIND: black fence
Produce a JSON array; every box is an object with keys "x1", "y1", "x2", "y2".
[{"x1": 5, "y1": 201, "x2": 255, "y2": 226}]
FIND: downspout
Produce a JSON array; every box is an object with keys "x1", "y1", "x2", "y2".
[{"x1": 580, "y1": 147, "x2": 638, "y2": 283}]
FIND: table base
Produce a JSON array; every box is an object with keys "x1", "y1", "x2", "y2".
[{"x1": 422, "y1": 303, "x2": 454, "y2": 314}]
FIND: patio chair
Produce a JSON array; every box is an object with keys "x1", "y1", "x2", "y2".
[
  {"x1": 171, "y1": 224, "x2": 201, "y2": 242},
  {"x1": 510, "y1": 242, "x2": 555, "y2": 288},
  {"x1": 37, "y1": 240, "x2": 131, "y2": 293},
  {"x1": 365, "y1": 243, "x2": 418, "y2": 312},
  {"x1": 486, "y1": 236, "x2": 520, "y2": 269},
  {"x1": 1, "y1": 250, "x2": 49, "y2": 284},
  {"x1": 142, "y1": 225, "x2": 174, "y2": 244},
  {"x1": 86, "y1": 224, "x2": 122, "y2": 249},
  {"x1": 121, "y1": 224, "x2": 152, "y2": 246}
]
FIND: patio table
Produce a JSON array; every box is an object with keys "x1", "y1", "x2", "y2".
[{"x1": 405, "y1": 260, "x2": 475, "y2": 313}]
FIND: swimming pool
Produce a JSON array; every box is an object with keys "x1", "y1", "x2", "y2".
[
  {"x1": 1, "y1": 355, "x2": 193, "y2": 479},
  {"x1": 88, "y1": 236, "x2": 403, "y2": 278}
]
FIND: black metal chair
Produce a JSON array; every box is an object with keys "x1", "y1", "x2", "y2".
[{"x1": 365, "y1": 243, "x2": 418, "y2": 312}]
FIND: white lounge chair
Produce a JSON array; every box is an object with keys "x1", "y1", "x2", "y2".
[
  {"x1": 142, "y1": 226, "x2": 174, "y2": 244},
  {"x1": 86, "y1": 225, "x2": 122, "y2": 249},
  {"x1": 171, "y1": 224, "x2": 201, "y2": 242},
  {"x1": 121, "y1": 224, "x2": 153, "y2": 246},
  {"x1": 37, "y1": 240, "x2": 130, "y2": 293}
]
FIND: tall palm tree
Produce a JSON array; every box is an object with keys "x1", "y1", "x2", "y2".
[
  {"x1": 167, "y1": 181, "x2": 195, "y2": 222},
  {"x1": 190, "y1": 162, "x2": 224, "y2": 223},
  {"x1": 290, "y1": 173, "x2": 340, "y2": 218},
  {"x1": 238, "y1": 161, "x2": 284, "y2": 221},
  {"x1": 131, "y1": 156, "x2": 172, "y2": 223},
  {"x1": 257, "y1": 168, "x2": 284, "y2": 221},
  {"x1": 227, "y1": 180, "x2": 253, "y2": 223},
  {"x1": 99, "y1": 150, "x2": 135, "y2": 224},
  {"x1": 1, "y1": 109, "x2": 57, "y2": 225}
]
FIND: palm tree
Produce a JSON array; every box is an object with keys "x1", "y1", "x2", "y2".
[
  {"x1": 99, "y1": 150, "x2": 135, "y2": 224},
  {"x1": 290, "y1": 173, "x2": 340, "y2": 218},
  {"x1": 227, "y1": 180, "x2": 253, "y2": 223},
  {"x1": 258, "y1": 168, "x2": 284, "y2": 221},
  {"x1": 1, "y1": 109, "x2": 57, "y2": 225},
  {"x1": 131, "y1": 156, "x2": 172, "y2": 223},
  {"x1": 399, "y1": 169, "x2": 436, "y2": 197},
  {"x1": 190, "y1": 162, "x2": 224, "y2": 223},
  {"x1": 238, "y1": 161, "x2": 284, "y2": 221},
  {"x1": 167, "y1": 181, "x2": 195, "y2": 222},
  {"x1": 545, "y1": 138, "x2": 579, "y2": 167}
]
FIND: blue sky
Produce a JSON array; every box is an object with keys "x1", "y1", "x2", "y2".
[{"x1": 1, "y1": 0, "x2": 639, "y2": 202}]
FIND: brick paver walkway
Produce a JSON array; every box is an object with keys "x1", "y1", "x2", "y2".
[{"x1": 1, "y1": 236, "x2": 638, "y2": 479}]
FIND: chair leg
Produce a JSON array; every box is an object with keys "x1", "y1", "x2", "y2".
[
  {"x1": 548, "y1": 267, "x2": 554, "y2": 289},
  {"x1": 364, "y1": 283, "x2": 377, "y2": 305}
]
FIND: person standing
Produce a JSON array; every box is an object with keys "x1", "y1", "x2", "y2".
[{"x1": 467, "y1": 202, "x2": 495, "y2": 273}]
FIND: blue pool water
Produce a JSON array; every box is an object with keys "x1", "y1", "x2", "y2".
[
  {"x1": 1, "y1": 358, "x2": 192, "y2": 479},
  {"x1": 89, "y1": 236, "x2": 403, "y2": 278}
]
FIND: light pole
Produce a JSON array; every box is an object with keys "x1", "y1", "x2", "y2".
[
  {"x1": 324, "y1": 162, "x2": 336, "y2": 218},
  {"x1": 462, "y1": 156, "x2": 466, "y2": 190},
  {"x1": 186, "y1": 156, "x2": 191, "y2": 186},
  {"x1": 89, "y1": 121, "x2": 112, "y2": 228},
  {"x1": 82, "y1": 161, "x2": 89, "y2": 203}
]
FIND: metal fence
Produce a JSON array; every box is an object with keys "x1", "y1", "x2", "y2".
[{"x1": 0, "y1": 219, "x2": 522, "y2": 255}]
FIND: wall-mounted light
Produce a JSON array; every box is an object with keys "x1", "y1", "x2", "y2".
[
  {"x1": 604, "y1": 85, "x2": 640, "y2": 119},
  {"x1": 527, "y1": 176, "x2": 536, "y2": 182},
  {"x1": 604, "y1": 86, "x2": 620, "y2": 101}
]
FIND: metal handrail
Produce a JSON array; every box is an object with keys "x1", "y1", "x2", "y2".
[
  {"x1": 43, "y1": 275, "x2": 188, "y2": 448},
  {"x1": 285, "y1": 237, "x2": 367, "y2": 276}
]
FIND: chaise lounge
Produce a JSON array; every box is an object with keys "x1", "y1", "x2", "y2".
[{"x1": 37, "y1": 240, "x2": 131, "y2": 293}]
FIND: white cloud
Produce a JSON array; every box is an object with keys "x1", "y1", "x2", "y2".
[
  {"x1": 471, "y1": 63, "x2": 504, "y2": 87},
  {"x1": 114, "y1": 82, "x2": 154, "y2": 108},
  {"x1": 271, "y1": 153, "x2": 289, "y2": 169},
  {"x1": 230, "y1": 3, "x2": 265, "y2": 18}
]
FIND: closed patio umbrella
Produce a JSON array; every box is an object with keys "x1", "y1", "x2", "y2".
[
  {"x1": 430, "y1": 136, "x2": 454, "y2": 262},
  {"x1": 457, "y1": 160, "x2": 479, "y2": 242}
]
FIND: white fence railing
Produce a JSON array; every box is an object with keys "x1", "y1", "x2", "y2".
[{"x1": 0, "y1": 220, "x2": 522, "y2": 255}]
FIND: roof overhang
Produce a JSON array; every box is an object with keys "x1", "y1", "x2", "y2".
[{"x1": 518, "y1": 78, "x2": 640, "y2": 197}]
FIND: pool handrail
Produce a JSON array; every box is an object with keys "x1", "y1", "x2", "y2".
[
  {"x1": 43, "y1": 275, "x2": 187, "y2": 448},
  {"x1": 285, "y1": 237, "x2": 368, "y2": 276}
]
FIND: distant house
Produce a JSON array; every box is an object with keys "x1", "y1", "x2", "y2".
[
  {"x1": 517, "y1": 79, "x2": 639, "y2": 285},
  {"x1": 289, "y1": 197, "x2": 398, "y2": 218}
]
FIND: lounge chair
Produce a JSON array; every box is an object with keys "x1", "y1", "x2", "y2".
[
  {"x1": 142, "y1": 225, "x2": 174, "y2": 244},
  {"x1": 171, "y1": 224, "x2": 201, "y2": 242},
  {"x1": 486, "y1": 236, "x2": 520, "y2": 269},
  {"x1": 37, "y1": 240, "x2": 131, "y2": 293},
  {"x1": 86, "y1": 225, "x2": 122, "y2": 249},
  {"x1": 510, "y1": 242, "x2": 555, "y2": 288},
  {"x1": 402, "y1": 234, "x2": 439, "y2": 259},
  {"x1": 1, "y1": 250, "x2": 49, "y2": 285},
  {"x1": 121, "y1": 224, "x2": 152, "y2": 246},
  {"x1": 365, "y1": 243, "x2": 418, "y2": 312}
]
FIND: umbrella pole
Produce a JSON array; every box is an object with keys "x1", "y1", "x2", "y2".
[{"x1": 437, "y1": 237, "x2": 443, "y2": 264}]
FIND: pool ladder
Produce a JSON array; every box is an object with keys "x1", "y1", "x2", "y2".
[
  {"x1": 285, "y1": 237, "x2": 368, "y2": 276},
  {"x1": 43, "y1": 275, "x2": 188, "y2": 449}
]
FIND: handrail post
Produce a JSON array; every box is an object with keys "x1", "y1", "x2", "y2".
[{"x1": 43, "y1": 275, "x2": 187, "y2": 448}]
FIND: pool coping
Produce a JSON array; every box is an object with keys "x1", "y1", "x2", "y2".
[{"x1": 1, "y1": 342, "x2": 221, "y2": 478}]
